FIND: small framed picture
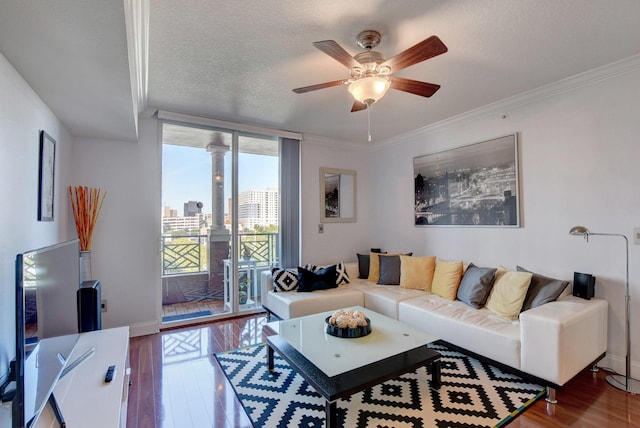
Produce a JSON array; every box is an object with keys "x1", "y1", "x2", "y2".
[{"x1": 38, "y1": 130, "x2": 56, "y2": 221}]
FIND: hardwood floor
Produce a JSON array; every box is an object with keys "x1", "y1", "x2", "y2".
[{"x1": 126, "y1": 313, "x2": 640, "y2": 428}]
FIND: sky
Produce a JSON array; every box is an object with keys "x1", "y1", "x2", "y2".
[{"x1": 162, "y1": 144, "x2": 278, "y2": 215}]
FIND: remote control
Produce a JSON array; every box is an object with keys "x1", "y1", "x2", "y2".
[{"x1": 104, "y1": 365, "x2": 116, "y2": 383}]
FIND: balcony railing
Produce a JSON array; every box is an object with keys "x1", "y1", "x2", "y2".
[
  {"x1": 238, "y1": 233, "x2": 278, "y2": 267},
  {"x1": 161, "y1": 232, "x2": 278, "y2": 276}
]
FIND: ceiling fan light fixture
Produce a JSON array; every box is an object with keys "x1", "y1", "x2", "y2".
[{"x1": 348, "y1": 76, "x2": 390, "y2": 105}]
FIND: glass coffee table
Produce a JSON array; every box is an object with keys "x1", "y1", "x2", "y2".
[{"x1": 266, "y1": 307, "x2": 441, "y2": 428}]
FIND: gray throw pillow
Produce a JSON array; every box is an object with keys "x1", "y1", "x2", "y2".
[
  {"x1": 457, "y1": 263, "x2": 497, "y2": 309},
  {"x1": 518, "y1": 266, "x2": 569, "y2": 311},
  {"x1": 377, "y1": 255, "x2": 401, "y2": 285}
]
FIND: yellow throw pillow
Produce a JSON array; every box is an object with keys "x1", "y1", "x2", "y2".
[
  {"x1": 485, "y1": 270, "x2": 533, "y2": 320},
  {"x1": 431, "y1": 259, "x2": 464, "y2": 300},
  {"x1": 367, "y1": 252, "x2": 383, "y2": 282},
  {"x1": 399, "y1": 255, "x2": 436, "y2": 290}
]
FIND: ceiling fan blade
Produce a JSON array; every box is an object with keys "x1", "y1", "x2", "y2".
[
  {"x1": 390, "y1": 77, "x2": 441, "y2": 97},
  {"x1": 292, "y1": 79, "x2": 345, "y2": 94},
  {"x1": 313, "y1": 40, "x2": 361, "y2": 69},
  {"x1": 381, "y1": 35, "x2": 448, "y2": 72},
  {"x1": 350, "y1": 101, "x2": 368, "y2": 112}
]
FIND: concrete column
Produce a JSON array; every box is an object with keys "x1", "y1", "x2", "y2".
[
  {"x1": 207, "y1": 133, "x2": 230, "y2": 293},
  {"x1": 208, "y1": 133, "x2": 228, "y2": 231},
  {"x1": 208, "y1": 229, "x2": 230, "y2": 294}
]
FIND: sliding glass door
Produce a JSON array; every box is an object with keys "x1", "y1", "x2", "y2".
[{"x1": 160, "y1": 121, "x2": 279, "y2": 324}]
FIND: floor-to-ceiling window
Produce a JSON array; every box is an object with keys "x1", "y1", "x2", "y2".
[{"x1": 159, "y1": 116, "x2": 295, "y2": 325}]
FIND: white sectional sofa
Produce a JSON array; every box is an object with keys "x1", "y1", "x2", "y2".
[{"x1": 260, "y1": 262, "x2": 608, "y2": 400}]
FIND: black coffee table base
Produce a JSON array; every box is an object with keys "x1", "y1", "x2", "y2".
[{"x1": 266, "y1": 335, "x2": 441, "y2": 428}]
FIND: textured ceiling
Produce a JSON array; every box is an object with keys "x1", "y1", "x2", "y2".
[{"x1": 1, "y1": 1, "x2": 640, "y2": 144}]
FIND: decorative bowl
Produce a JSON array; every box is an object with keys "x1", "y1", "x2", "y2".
[{"x1": 325, "y1": 316, "x2": 371, "y2": 338}]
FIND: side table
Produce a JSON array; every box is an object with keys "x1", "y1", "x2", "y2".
[{"x1": 223, "y1": 259, "x2": 258, "y2": 309}]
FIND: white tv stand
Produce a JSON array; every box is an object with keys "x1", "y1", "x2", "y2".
[{"x1": 36, "y1": 326, "x2": 130, "y2": 428}]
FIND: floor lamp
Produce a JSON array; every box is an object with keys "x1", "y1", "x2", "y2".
[{"x1": 569, "y1": 225, "x2": 640, "y2": 393}]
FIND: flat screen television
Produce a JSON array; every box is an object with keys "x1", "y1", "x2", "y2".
[{"x1": 12, "y1": 240, "x2": 82, "y2": 428}]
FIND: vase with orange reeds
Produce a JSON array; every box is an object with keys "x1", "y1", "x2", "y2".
[{"x1": 69, "y1": 186, "x2": 106, "y2": 282}]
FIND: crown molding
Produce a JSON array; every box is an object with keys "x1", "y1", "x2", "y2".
[
  {"x1": 376, "y1": 54, "x2": 640, "y2": 149},
  {"x1": 124, "y1": 0, "x2": 150, "y2": 139}
]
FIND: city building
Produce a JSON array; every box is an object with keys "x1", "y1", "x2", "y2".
[
  {"x1": 163, "y1": 206, "x2": 177, "y2": 217},
  {"x1": 183, "y1": 200, "x2": 202, "y2": 217},
  {"x1": 162, "y1": 211, "x2": 212, "y2": 233},
  {"x1": 237, "y1": 188, "x2": 279, "y2": 230}
]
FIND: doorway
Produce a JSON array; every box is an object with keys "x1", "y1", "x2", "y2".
[{"x1": 160, "y1": 122, "x2": 279, "y2": 325}]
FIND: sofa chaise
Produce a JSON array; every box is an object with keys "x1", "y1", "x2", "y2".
[{"x1": 260, "y1": 260, "x2": 608, "y2": 402}]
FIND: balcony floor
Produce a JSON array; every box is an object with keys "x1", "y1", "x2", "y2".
[
  {"x1": 162, "y1": 270, "x2": 265, "y2": 324},
  {"x1": 162, "y1": 298, "x2": 226, "y2": 319},
  {"x1": 162, "y1": 297, "x2": 265, "y2": 324}
]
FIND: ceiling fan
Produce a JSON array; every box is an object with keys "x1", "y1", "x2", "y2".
[{"x1": 292, "y1": 30, "x2": 448, "y2": 112}]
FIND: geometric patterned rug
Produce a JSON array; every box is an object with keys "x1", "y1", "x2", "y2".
[{"x1": 215, "y1": 341, "x2": 545, "y2": 428}]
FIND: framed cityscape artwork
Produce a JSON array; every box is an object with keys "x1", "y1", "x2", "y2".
[
  {"x1": 413, "y1": 133, "x2": 520, "y2": 227},
  {"x1": 38, "y1": 130, "x2": 56, "y2": 221}
]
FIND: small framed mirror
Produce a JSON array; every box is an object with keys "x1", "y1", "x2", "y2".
[{"x1": 320, "y1": 167, "x2": 356, "y2": 223}]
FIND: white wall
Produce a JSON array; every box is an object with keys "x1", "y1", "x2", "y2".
[
  {"x1": 0, "y1": 52, "x2": 74, "y2": 380},
  {"x1": 301, "y1": 135, "x2": 372, "y2": 266},
  {"x1": 370, "y1": 60, "x2": 640, "y2": 378},
  {"x1": 71, "y1": 118, "x2": 160, "y2": 337}
]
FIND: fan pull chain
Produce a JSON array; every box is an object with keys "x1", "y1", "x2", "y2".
[{"x1": 367, "y1": 104, "x2": 372, "y2": 142}]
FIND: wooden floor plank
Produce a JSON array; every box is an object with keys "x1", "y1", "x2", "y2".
[
  {"x1": 126, "y1": 336, "x2": 140, "y2": 428},
  {"x1": 127, "y1": 313, "x2": 640, "y2": 427}
]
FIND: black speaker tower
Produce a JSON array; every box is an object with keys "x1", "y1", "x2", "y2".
[{"x1": 77, "y1": 280, "x2": 102, "y2": 332}]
